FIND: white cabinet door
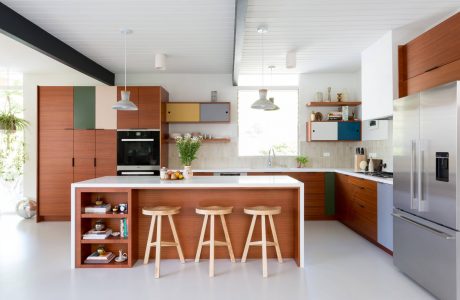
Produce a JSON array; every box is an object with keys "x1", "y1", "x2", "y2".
[
  {"x1": 95, "y1": 86, "x2": 117, "y2": 129},
  {"x1": 311, "y1": 122, "x2": 338, "y2": 141}
]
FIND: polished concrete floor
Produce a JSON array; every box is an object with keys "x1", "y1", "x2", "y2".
[{"x1": 0, "y1": 214, "x2": 434, "y2": 300}]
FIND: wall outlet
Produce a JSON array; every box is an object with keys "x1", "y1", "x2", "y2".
[
  {"x1": 368, "y1": 152, "x2": 377, "y2": 158},
  {"x1": 323, "y1": 152, "x2": 330, "y2": 157}
]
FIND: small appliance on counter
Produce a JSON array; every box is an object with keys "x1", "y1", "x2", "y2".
[
  {"x1": 354, "y1": 147, "x2": 366, "y2": 172},
  {"x1": 117, "y1": 129, "x2": 160, "y2": 176}
]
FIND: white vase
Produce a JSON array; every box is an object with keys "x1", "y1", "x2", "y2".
[{"x1": 183, "y1": 166, "x2": 193, "y2": 179}]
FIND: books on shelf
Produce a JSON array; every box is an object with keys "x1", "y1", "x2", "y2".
[
  {"x1": 82, "y1": 228, "x2": 113, "y2": 240},
  {"x1": 120, "y1": 218, "x2": 128, "y2": 238},
  {"x1": 84, "y1": 203, "x2": 111, "y2": 214},
  {"x1": 84, "y1": 251, "x2": 115, "y2": 264}
]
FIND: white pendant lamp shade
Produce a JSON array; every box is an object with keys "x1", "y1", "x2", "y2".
[
  {"x1": 112, "y1": 91, "x2": 137, "y2": 110},
  {"x1": 112, "y1": 28, "x2": 138, "y2": 111},
  {"x1": 264, "y1": 97, "x2": 279, "y2": 111},
  {"x1": 251, "y1": 89, "x2": 273, "y2": 109},
  {"x1": 155, "y1": 53, "x2": 166, "y2": 70}
]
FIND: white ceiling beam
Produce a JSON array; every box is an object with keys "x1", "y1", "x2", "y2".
[{"x1": 232, "y1": 0, "x2": 248, "y2": 86}]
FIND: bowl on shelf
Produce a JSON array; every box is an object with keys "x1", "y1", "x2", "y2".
[{"x1": 170, "y1": 133, "x2": 182, "y2": 139}]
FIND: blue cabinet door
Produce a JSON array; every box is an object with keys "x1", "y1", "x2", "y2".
[{"x1": 338, "y1": 122, "x2": 361, "y2": 141}]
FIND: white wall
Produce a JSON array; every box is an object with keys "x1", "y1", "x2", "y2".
[{"x1": 23, "y1": 72, "x2": 104, "y2": 201}]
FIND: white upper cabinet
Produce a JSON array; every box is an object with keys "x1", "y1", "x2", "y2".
[
  {"x1": 361, "y1": 31, "x2": 398, "y2": 121},
  {"x1": 95, "y1": 86, "x2": 117, "y2": 129}
]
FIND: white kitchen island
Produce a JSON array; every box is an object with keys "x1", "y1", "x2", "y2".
[{"x1": 71, "y1": 176, "x2": 304, "y2": 269}]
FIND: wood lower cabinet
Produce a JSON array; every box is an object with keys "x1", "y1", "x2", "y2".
[
  {"x1": 335, "y1": 173, "x2": 377, "y2": 242},
  {"x1": 38, "y1": 129, "x2": 74, "y2": 220},
  {"x1": 95, "y1": 130, "x2": 117, "y2": 177}
]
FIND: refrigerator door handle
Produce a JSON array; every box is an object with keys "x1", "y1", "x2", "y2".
[
  {"x1": 410, "y1": 140, "x2": 416, "y2": 209},
  {"x1": 392, "y1": 213, "x2": 455, "y2": 240},
  {"x1": 417, "y1": 140, "x2": 425, "y2": 212}
]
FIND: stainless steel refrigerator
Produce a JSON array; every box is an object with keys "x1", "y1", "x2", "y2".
[{"x1": 393, "y1": 81, "x2": 460, "y2": 300}]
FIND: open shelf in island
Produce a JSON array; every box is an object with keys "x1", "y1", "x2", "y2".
[{"x1": 75, "y1": 188, "x2": 137, "y2": 268}]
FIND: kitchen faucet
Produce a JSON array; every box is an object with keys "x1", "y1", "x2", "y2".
[{"x1": 267, "y1": 147, "x2": 276, "y2": 167}]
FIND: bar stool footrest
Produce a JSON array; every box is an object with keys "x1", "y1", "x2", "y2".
[
  {"x1": 249, "y1": 241, "x2": 277, "y2": 247},
  {"x1": 202, "y1": 240, "x2": 228, "y2": 246}
]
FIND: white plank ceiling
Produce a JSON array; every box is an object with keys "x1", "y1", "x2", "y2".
[
  {"x1": 241, "y1": 0, "x2": 460, "y2": 74},
  {"x1": 2, "y1": 0, "x2": 460, "y2": 76},
  {"x1": 1, "y1": 0, "x2": 236, "y2": 74}
]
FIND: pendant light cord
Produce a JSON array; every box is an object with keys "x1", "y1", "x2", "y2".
[
  {"x1": 124, "y1": 31, "x2": 127, "y2": 92},
  {"x1": 261, "y1": 30, "x2": 265, "y2": 88}
]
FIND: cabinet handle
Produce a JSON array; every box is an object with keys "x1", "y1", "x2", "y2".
[
  {"x1": 359, "y1": 204, "x2": 365, "y2": 208},
  {"x1": 168, "y1": 111, "x2": 171, "y2": 114},
  {"x1": 225, "y1": 111, "x2": 229, "y2": 114},
  {"x1": 313, "y1": 130, "x2": 316, "y2": 132},
  {"x1": 94, "y1": 158, "x2": 96, "y2": 167},
  {"x1": 72, "y1": 158, "x2": 74, "y2": 167}
]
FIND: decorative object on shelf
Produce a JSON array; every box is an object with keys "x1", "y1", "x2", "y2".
[
  {"x1": 84, "y1": 203, "x2": 111, "y2": 214},
  {"x1": 327, "y1": 111, "x2": 342, "y2": 120},
  {"x1": 119, "y1": 203, "x2": 128, "y2": 213},
  {"x1": 175, "y1": 134, "x2": 202, "y2": 178},
  {"x1": 154, "y1": 53, "x2": 166, "y2": 71},
  {"x1": 94, "y1": 219, "x2": 106, "y2": 231},
  {"x1": 112, "y1": 205, "x2": 119, "y2": 213},
  {"x1": 16, "y1": 197, "x2": 36, "y2": 219},
  {"x1": 310, "y1": 111, "x2": 316, "y2": 121},
  {"x1": 170, "y1": 132, "x2": 182, "y2": 139},
  {"x1": 211, "y1": 91, "x2": 218, "y2": 102},
  {"x1": 84, "y1": 250, "x2": 115, "y2": 264},
  {"x1": 111, "y1": 231, "x2": 120, "y2": 237},
  {"x1": 295, "y1": 155, "x2": 309, "y2": 168},
  {"x1": 115, "y1": 250, "x2": 128, "y2": 263},
  {"x1": 327, "y1": 87, "x2": 332, "y2": 102},
  {"x1": 314, "y1": 112, "x2": 323, "y2": 121},
  {"x1": 82, "y1": 228, "x2": 112, "y2": 240},
  {"x1": 337, "y1": 93, "x2": 343, "y2": 102},
  {"x1": 95, "y1": 195, "x2": 103, "y2": 206},
  {"x1": 316, "y1": 92, "x2": 323, "y2": 102},
  {"x1": 120, "y1": 218, "x2": 128, "y2": 238},
  {"x1": 342, "y1": 106, "x2": 349, "y2": 121},
  {"x1": 251, "y1": 26, "x2": 279, "y2": 111},
  {"x1": 112, "y1": 28, "x2": 138, "y2": 111},
  {"x1": 97, "y1": 246, "x2": 106, "y2": 255}
]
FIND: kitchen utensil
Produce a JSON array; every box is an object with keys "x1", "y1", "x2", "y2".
[{"x1": 354, "y1": 154, "x2": 366, "y2": 172}]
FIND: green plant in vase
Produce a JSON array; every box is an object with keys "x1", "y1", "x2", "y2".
[
  {"x1": 296, "y1": 155, "x2": 309, "y2": 168},
  {"x1": 175, "y1": 134, "x2": 202, "y2": 178}
]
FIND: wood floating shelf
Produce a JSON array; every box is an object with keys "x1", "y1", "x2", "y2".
[
  {"x1": 81, "y1": 237, "x2": 129, "y2": 244},
  {"x1": 81, "y1": 213, "x2": 128, "y2": 219},
  {"x1": 306, "y1": 101, "x2": 362, "y2": 107},
  {"x1": 166, "y1": 138, "x2": 230, "y2": 144}
]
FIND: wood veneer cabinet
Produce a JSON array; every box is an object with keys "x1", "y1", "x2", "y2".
[
  {"x1": 335, "y1": 173, "x2": 377, "y2": 242},
  {"x1": 38, "y1": 86, "x2": 74, "y2": 130},
  {"x1": 399, "y1": 13, "x2": 460, "y2": 96},
  {"x1": 116, "y1": 86, "x2": 139, "y2": 129},
  {"x1": 95, "y1": 130, "x2": 117, "y2": 177}
]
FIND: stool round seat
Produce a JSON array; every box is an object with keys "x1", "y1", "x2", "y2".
[
  {"x1": 142, "y1": 206, "x2": 181, "y2": 216},
  {"x1": 196, "y1": 206, "x2": 233, "y2": 215},
  {"x1": 244, "y1": 206, "x2": 281, "y2": 216}
]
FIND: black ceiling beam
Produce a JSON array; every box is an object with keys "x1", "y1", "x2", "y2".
[
  {"x1": 232, "y1": 0, "x2": 248, "y2": 86},
  {"x1": 0, "y1": 3, "x2": 115, "y2": 85}
]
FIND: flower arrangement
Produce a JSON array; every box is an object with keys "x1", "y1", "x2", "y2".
[{"x1": 175, "y1": 134, "x2": 202, "y2": 166}]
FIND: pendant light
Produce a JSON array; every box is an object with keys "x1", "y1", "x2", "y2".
[
  {"x1": 251, "y1": 26, "x2": 276, "y2": 110},
  {"x1": 264, "y1": 65, "x2": 279, "y2": 111},
  {"x1": 112, "y1": 28, "x2": 138, "y2": 111}
]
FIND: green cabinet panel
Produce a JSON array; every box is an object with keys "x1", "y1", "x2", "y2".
[
  {"x1": 74, "y1": 86, "x2": 95, "y2": 129},
  {"x1": 324, "y1": 172, "x2": 335, "y2": 215}
]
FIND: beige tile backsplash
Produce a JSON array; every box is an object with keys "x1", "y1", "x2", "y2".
[{"x1": 168, "y1": 139, "x2": 393, "y2": 171}]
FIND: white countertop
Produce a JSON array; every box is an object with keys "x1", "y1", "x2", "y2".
[
  {"x1": 191, "y1": 168, "x2": 393, "y2": 185},
  {"x1": 71, "y1": 175, "x2": 304, "y2": 188}
]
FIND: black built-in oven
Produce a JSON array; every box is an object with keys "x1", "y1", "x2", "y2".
[{"x1": 117, "y1": 130, "x2": 160, "y2": 176}]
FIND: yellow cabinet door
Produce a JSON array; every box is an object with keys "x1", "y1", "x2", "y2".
[{"x1": 166, "y1": 103, "x2": 200, "y2": 122}]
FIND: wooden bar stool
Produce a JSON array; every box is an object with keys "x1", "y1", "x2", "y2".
[
  {"x1": 241, "y1": 206, "x2": 283, "y2": 278},
  {"x1": 143, "y1": 206, "x2": 185, "y2": 278},
  {"x1": 195, "y1": 206, "x2": 235, "y2": 277}
]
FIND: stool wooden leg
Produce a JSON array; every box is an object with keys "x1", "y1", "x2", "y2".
[
  {"x1": 242, "y1": 215, "x2": 257, "y2": 263},
  {"x1": 168, "y1": 215, "x2": 185, "y2": 263},
  {"x1": 268, "y1": 215, "x2": 283, "y2": 263},
  {"x1": 261, "y1": 215, "x2": 268, "y2": 278},
  {"x1": 209, "y1": 215, "x2": 215, "y2": 277},
  {"x1": 155, "y1": 215, "x2": 162, "y2": 278},
  {"x1": 144, "y1": 215, "x2": 156, "y2": 264},
  {"x1": 220, "y1": 215, "x2": 235, "y2": 263},
  {"x1": 195, "y1": 214, "x2": 208, "y2": 263}
]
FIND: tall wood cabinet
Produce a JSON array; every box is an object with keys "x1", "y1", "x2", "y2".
[{"x1": 38, "y1": 86, "x2": 169, "y2": 221}]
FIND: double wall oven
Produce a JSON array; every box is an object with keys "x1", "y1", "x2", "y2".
[{"x1": 117, "y1": 130, "x2": 160, "y2": 176}]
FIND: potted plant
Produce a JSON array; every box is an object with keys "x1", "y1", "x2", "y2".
[
  {"x1": 175, "y1": 134, "x2": 202, "y2": 179},
  {"x1": 0, "y1": 110, "x2": 29, "y2": 132},
  {"x1": 296, "y1": 155, "x2": 309, "y2": 168}
]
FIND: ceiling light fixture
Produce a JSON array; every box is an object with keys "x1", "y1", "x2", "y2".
[
  {"x1": 264, "y1": 65, "x2": 279, "y2": 111},
  {"x1": 155, "y1": 53, "x2": 166, "y2": 70},
  {"x1": 286, "y1": 50, "x2": 296, "y2": 69},
  {"x1": 251, "y1": 25, "x2": 278, "y2": 110},
  {"x1": 112, "y1": 28, "x2": 138, "y2": 111}
]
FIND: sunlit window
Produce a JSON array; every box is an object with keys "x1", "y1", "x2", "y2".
[{"x1": 238, "y1": 89, "x2": 298, "y2": 156}]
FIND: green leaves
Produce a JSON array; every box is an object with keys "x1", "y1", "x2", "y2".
[{"x1": 175, "y1": 135, "x2": 202, "y2": 166}]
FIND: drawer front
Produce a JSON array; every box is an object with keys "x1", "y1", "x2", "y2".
[
  {"x1": 200, "y1": 103, "x2": 230, "y2": 122},
  {"x1": 348, "y1": 176, "x2": 377, "y2": 191},
  {"x1": 166, "y1": 103, "x2": 200, "y2": 122},
  {"x1": 311, "y1": 122, "x2": 338, "y2": 141}
]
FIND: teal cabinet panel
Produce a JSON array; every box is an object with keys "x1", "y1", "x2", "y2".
[
  {"x1": 74, "y1": 86, "x2": 95, "y2": 129},
  {"x1": 324, "y1": 172, "x2": 335, "y2": 215}
]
